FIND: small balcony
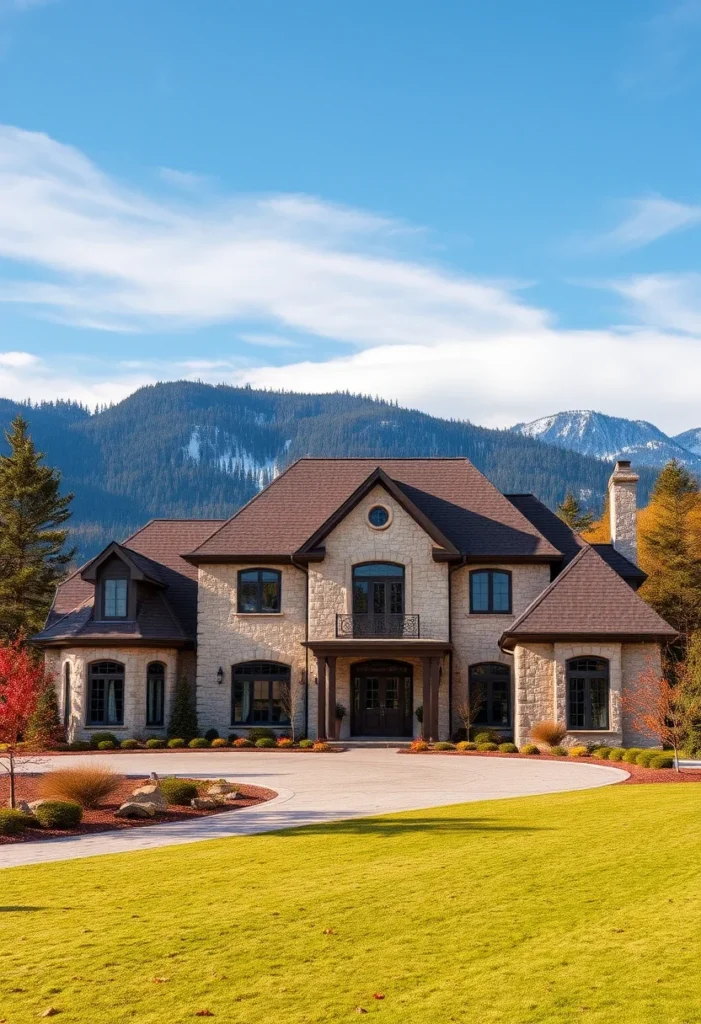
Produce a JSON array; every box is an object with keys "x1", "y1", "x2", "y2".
[{"x1": 335, "y1": 613, "x2": 421, "y2": 639}]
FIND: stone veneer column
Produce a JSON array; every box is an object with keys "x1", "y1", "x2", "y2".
[{"x1": 608, "y1": 460, "x2": 639, "y2": 565}]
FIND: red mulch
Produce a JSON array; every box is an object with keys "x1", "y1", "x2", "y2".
[
  {"x1": 0, "y1": 775, "x2": 276, "y2": 844},
  {"x1": 398, "y1": 749, "x2": 700, "y2": 783}
]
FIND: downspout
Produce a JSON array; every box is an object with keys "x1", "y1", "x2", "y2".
[
  {"x1": 448, "y1": 556, "x2": 468, "y2": 740},
  {"x1": 291, "y1": 556, "x2": 310, "y2": 738}
]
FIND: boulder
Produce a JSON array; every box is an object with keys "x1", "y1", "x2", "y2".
[
  {"x1": 222, "y1": 792, "x2": 240, "y2": 803},
  {"x1": 129, "y1": 783, "x2": 167, "y2": 811},
  {"x1": 28, "y1": 799, "x2": 51, "y2": 811},
  {"x1": 115, "y1": 801, "x2": 157, "y2": 819},
  {"x1": 190, "y1": 796, "x2": 224, "y2": 809},
  {"x1": 206, "y1": 782, "x2": 236, "y2": 796}
]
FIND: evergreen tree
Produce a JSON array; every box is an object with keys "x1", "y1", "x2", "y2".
[
  {"x1": 639, "y1": 460, "x2": 701, "y2": 643},
  {"x1": 556, "y1": 491, "x2": 594, "y2": 533},
  {"x1": 25, "y1": 675, "x2": 64, "y2": 748},
  {"x1": 679, "y1": 631, "x2": 701, "y2": 757},
  {"x1": 167, "y1": 673, "x2": 199, "y2": 741},
  {"x1": 0, "y1": 416, "x2": 74, "y2": 639},
  {"x1": 581, "y1": 493, "x2": 610, "y2": 543}
]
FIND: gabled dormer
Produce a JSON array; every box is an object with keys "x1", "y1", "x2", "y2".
[{"x1": 81, "y1": 542, "x2": 165, "y2": 623}]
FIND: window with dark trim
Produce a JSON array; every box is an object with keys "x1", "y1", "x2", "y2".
[
  {"x1": 469, "y1": 570, "x2": 512, "y2": 613},
  {"x1": 146, "y1": 662, "x2": 165, "y2": 727},
  {"x1": 237, "y1": 569, "x2": 281, "y2": 613},
  {"x1": 470, "y1": 663, "x2": 512, "y2": 727},
  {"x1": 88, "y1": 661, "x2": 125, "y2": 726},
  {"x1": 231, "y1": 661, "x2": 291, "y2": 725},
  {"x1": 567, "y1": 657, "x2": 610, "y2": 730},
  {"x1": 103, "y1": 577, "x2": 128, "y2": 618},
  {"x1": 63, "y1": 662, "x2": 71, "y2": 730}
]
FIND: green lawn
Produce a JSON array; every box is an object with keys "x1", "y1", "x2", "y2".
[{"x1": 1, "y1": 786, "x2": 701, "y2": 1023}]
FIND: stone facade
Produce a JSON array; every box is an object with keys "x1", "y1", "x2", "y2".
[
  {"x1": 608, "y1": 463, "x2": 639, "y2": 566},
  {"x1": 46, "y1": 646, "x2": 181, "y2": 742}
]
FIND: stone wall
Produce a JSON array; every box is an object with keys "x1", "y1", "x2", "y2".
[
  {"x1": 195, "y1": 562, "x2": 308, "y2": 736},
  {"x1": 45, "y1": 646, "x2": 181, "y2": 742},
  {"x1": 622, "y1": 643, "x2": 662, "y2": 747},
  {"x1": 554, "y1": 642, "x2": 622, "y2": 746},
  {"x1": 513, "y1": 643, "x2": 555, "y2": 746}
]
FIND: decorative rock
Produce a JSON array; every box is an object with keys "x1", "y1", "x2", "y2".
[
  {"x1": 14, "y1": 800, "x2": 32, "y2": 814},
  {"x1": 206, "y1": 782, "x2": 236, "y2": 796},
  {"x1": 28, "y1": 800, "x2": 50, "y2": 811},
  {"x1": 115, "y1": 801, "x2": 158, "y2": 819},
  {"x1": 190, "y1": 796, "x2": 224, "y2": 809},
  {"x1": 129, "y1": 784, "x2": 167, "y2": 811},
  {"x1": 222, "y1": 792, "x2": 240, "y2": 803}
]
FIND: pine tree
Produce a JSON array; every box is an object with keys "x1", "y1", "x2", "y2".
[
  {"x1": 25, "y1": 675, "x2": 64, "y2": 748},
  {"x1": 0, "y1": 416, "x2": 74, "y2": 639},
  {"x1": 639, "y1": 460, "x2": 701, "y2": 643},
  {"x1": 167, "y1": 673, "x2": 199, "y2": 741},
  {"x1": 556, "y1": 491, "x2": 594, "y2": 533}
]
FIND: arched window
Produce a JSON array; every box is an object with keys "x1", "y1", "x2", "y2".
[
  {"x1": 231, "y1": 661, "x2": 291, "y2": 726},
  {"x1": 63, "y1": 662, "x2": 71, "y2": 730},
  {"x1": 88, "y1": 661, "x2": 125, "y2": 726},
  {"x1": 352, "y1": 563, "x2": 404, "y2": 615},
  {"x1": 469, "y1": 663, "x2": 512, "y2": 727},
  {"x1": 237, "y1": 569, "x2": 281, "y2": 613},
  {"x1": 567, "y1": 658, "x2": 610, "y2": 730},
  {"x1": 146, "y1": 662, "x2": 165, "y2": 727},
  {"x1": 469, "y1": 570, "x2": 512, "y2": 613}
]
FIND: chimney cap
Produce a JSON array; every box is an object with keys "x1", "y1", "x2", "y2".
[{"x1": 609, "y1": 459, "x2": 639, "y2": 484}]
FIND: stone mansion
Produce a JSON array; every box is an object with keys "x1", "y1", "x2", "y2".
[{"x1": 35, "y1": 457, "x2": 675, "y2": 746}]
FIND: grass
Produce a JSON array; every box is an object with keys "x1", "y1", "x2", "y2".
[{"x1": 1, "y1": 785, "x2": 700, "y2": 1023}]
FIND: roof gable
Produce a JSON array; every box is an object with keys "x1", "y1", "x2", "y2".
[{"x1": 81, "y1": 542, "x2": 165, "y2": 586}]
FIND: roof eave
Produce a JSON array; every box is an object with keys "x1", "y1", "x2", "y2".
[{"x1": 499, "y1": 630, "x2": 678, "y2": 652}]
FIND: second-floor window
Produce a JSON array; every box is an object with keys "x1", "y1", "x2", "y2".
[
  {"x1": 469, "y1": 570, "x2": 512, "y2": 614},
  {"x1": 352, "y1": 563, "x2": 405, "y2": 616},
  {"x1": 103, "y1": 578, "x2": 128, "y2": 618},
  {"x1": 237, "y1": 569, "x2": 281, "y2": 613}
]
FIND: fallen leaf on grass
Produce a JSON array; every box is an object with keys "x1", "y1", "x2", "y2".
[
  {"x1": 152, "y1": 977, "x2": 170, "y2": 984},
  {"x1": 373, "y1": 993, "x2": 385, "y2": 1000},
  {"x1": 323, "y1": 928, "x2": 336, "y2": 935},
  {"x1": 355, "y1": 1009, "x2": 368, "y2": 1015},
  {"x1": 195, "y1": 1012, "x2": 214, "y2": 1018},
  {"x1": 40, "y1": 1010, "x2": 60, "y2": 1018}
]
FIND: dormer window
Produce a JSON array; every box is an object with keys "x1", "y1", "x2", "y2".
[{"x1": 104, "y1": 578, "x2": 128, "y2": 619}]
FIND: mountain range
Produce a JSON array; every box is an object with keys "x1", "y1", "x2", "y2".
[{"x1": 0, "y1": 382, "x2": 664, "y2": 563}]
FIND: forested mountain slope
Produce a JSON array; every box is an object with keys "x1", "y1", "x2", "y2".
[{"x1": 0, "y1": 383, "x2": 658, "y2": 561}]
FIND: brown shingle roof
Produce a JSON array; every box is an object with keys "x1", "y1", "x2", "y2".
[
  {"x1": 189, "y1": 459, "x2": 560, "y2": 561},
  {"x1": 500, "y1": 545, "x2": 676, "y2": 650}
]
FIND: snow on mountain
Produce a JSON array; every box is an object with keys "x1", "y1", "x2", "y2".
[
  {"x1": 512, "y1": 410, "x2": 701, "y2": 469},
  {"x1": 673, "y1": 428, "x2": 701, "y2": 457},
  {"x1": 184, "y1": 426, "x2": 289, "y2": 487}
]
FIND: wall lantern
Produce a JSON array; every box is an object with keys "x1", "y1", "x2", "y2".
[{"x1": 216, "y1": 666, "x2": 224, "y2": 685}]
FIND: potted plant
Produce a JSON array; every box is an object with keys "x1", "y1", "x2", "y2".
[{"x1": 335, "y1": 703, "x2": 347, "y2": 740}]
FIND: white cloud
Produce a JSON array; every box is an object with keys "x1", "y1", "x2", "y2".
[
  {"x1": 158, "y1": 167, "x2": 209, "y2": 190},
  {"x1": 609, "y1": 272, "x2": 701, "y2": 334},
  {"x1": 589, "y1": 196, "x2": 701, "y2": 251},
  {"x1": 0, "y1": 350, "x2": 40, "y2": 367}
]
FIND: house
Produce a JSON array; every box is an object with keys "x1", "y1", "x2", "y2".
[{"x1": 34, "y1": 457, "x2": 676, "y2": 747}]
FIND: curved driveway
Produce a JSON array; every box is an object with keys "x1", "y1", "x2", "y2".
[{"x1": 1, "y1": 749, "x2": 626, "y2": 869}]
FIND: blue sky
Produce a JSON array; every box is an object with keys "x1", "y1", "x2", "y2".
[{"x1": 0, "y1": 0, "x2": 700, "y2": 431}]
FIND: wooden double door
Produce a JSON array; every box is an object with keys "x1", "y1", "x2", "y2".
[{"x1": 351, "y1": 660, "x2": 413, "y2": 737}]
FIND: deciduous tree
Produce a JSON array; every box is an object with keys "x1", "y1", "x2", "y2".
[{"x1": 0, "y1": 639, "x2": 47, "y2": 807}]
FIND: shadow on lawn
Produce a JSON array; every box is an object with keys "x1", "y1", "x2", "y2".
[
  {"x1": 282, "y1": 815, "x2": 547, "y2": 837},
  {"x1": 0, "y1": 906, "x2": 45, "y2": 912}
]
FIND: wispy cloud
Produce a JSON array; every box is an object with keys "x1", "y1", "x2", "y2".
[
  {"x1": 0, "y1": 350, "x2": 40, "y2": 367},
  {"x1": 622, "y1": 0, "x2": 701, "y2": 95},
  {"x1": 587, "y1": 196, "x2": 701, "y2": 252},
  {"x1": 609, "y1": 272, "x2": 701, "y2": 335},
  {"x1": 158, "y1": 167, "x2": 209, "y2": 190}
]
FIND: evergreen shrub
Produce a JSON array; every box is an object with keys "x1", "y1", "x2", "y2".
[
  {"x1": 0, "y1": 809, "x2": 31, "y2": 835},
  {"x1": 255, "y1": 737, "x2": 275, "y2": 748},
  {"x1": 160, "y1": 779, "x2": 198, "y2": 805},
  {"x1": 434, "y1": 741, "x2": 456, "y2": 750},
  {"x1": 520, "y1": 744, "x2": 540, "y2": 755},
  {"x1": 476, "y1": 742, "x2": 498, "y2": 751},
  {"x1": 498, "y1": 742, "x2": 518, "y2": 753},
  {"x1": 211, "y1": 738, "x2": 229, "y2": 748},
  {"x1": 89, "y1": 732, "x2": 118, "y2": 749},
  {"x1": 188, "y1": 737, "x2": 209, "y2": 748},
  {"x1": 120, "y1": 739, "x2": 139, "y2": 749},
  {"x1": 34, "y1": 801, "x2": 83, "y2": 828},
  {"x1": 146, "y1": 738, "x2": 166, "y2": 749},
  {"x1": 550, "y1": 745, "x2": 568, "y2": 756},
  {"x1": 649, "y1": 754, "x2": 675, "y2": 769},
  {"x1": 247, "y1": 727, "x2": 277, "y2": 744},
  {"x1": 168, "y1": 738, "x2": 186, "y2": 748}
]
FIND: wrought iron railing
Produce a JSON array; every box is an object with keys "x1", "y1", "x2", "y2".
[{"x1": 335, "y1": 613, "x2": 420, "y2": 639}]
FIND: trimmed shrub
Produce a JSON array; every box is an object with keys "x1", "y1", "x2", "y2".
[
  {"x1": 476, "y1": 742, "x2": 498, "y2": 751},
  {"x1": 498, "y1": 742, "x2": 518, "y2": 753},
  {"x1": 255, "y1": 737, "x2": 276, "y2": 748},
  {"x1": 530, "y1": 720, "x2": 567, "y2": 748},
  {"x1": 211, "y1": 737, "x2": 229, "y2": 748},
  {"x1": 54, "y1": 742, "x2": 71, "y2": 752},
  {"x1": 649, "y1": 754, "x2": 675, "y2": 769},
  {"x1": 37, "y1": 765, "x2": 121, "y2": 808},
  {"x1": 434, "y1": 741, "x2": 456, "y2": 751},
  {"x1": 97, "y1": 740, "x2": 117, "y2": 750},
  {"x1": 247, "y1": 727, "x2": 277, "y2": 744},
  {"x1": 550, "y1": 745, "x2": 568, "y2": 756},
  {"x1": 0, "y1": 808, "x2": 31, "y2": 835},
  {"x1": 227, "y1": 734, "x2": 239, "y2": 743},
  {"x1": 146, "y1": 738, "x2": 166, "y2": 749},
  {"x1": 607, "y1": 748, "x2": 627, "y2": 762},
  {"x1": 160, "y1": 778, "x2": 198, "y2": 806},
  {"x1": 204, "y1": 729, "x2": 220, "y2": 742},
  {"x1": 473, "y1": 730, "x2": 499, "y2": 745},
  {"x1": 167, "y1": 673, "x2": 198, "y2": 743},
  {"x1": 568, "y1": 746, "x2": 589, "y2": 757},
  {"x1": 636, "y1": 749, "x2": 660, "y2": 767},
  {"x1": 68, "y1": 740, "x2": 91, "y2": 752},
  {"x1": 313, "y1": 741, "x2": 331, "y2": 752},
  {"x1": 234, "y1": 737, "x2": 254, "y2": 748},
  {"x1": 89, "y1": 732, "x2": 118, "y2": 749},
  {"x1": 277, "y1": 737, "x2": 294, "y2": 748},
  {"x1": 520, "y1": 744, "x2": 540, "y2": 755},
  {"x1": 411, "y1": 740, "x2": 429, "y2": 751},
  {"x1": 623, "y1": 748, "x2": 644, "y2": 764},
  {"x1": 456, "y1": 741, "x2": 477, "y2": 751},
  {"x1": 592, "y1": 746, "x2": 611, "y2": 759},
  {"x1": 168, "y1": 737, "x2": 186, "y2": 748},
  {"x1": 188, "y1": 737, "x2": 209, "y2": 749},
  {"x1": 34, "y1": 801, "x2": 83, "y2": 829},
  {"x1": 299, "y1": 738, "x2": 314, "y2": 749},
  {"x1": 120, "y1": 739, "x2": 139, "y2": 750}
]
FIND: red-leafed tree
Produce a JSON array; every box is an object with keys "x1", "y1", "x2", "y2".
[
  {"x1": 620, "y1": 663, "x2": 689, "y2": 771},
  {"x1": 0, "y1": 639, "x2": 48, "y2": 807}
]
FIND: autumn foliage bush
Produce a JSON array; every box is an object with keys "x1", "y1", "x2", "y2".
[
  {"x1": 37, "y1": 766, "x2": 121, "y2": 808},
  {"x1": 276, "y1": 737, "x2": 294, "y2": 748},
  {"x1": 234, "y1": 738, "x2": 254, "y2": 748},
  {"x1": 411, "y1": 739, "x2": 429, "y2": 751},
  {"x1": 530, "y1": 720, "x2": 567, "y2": 748},
  {"x1": 568, "y1": 746, "x2": 589, "y2": 757}
]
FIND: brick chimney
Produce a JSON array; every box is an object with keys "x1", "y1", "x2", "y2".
[{"x1": 608, "y1": 460, "x2": 639, "y2": 565}]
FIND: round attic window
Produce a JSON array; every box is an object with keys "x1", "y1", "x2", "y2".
[{"x1": 368, "y1": 504, "x2": 391, "y2": 530}]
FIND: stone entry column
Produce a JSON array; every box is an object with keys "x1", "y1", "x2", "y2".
[
  {"x1": 316, "y1": 656, "x2": 327, "y2": 741},
  {"x1": 326, "y1": 656, "x2": 337, "y2": 740},
  {"x1": 421, "y1": 656, "x2": 441, "y2": 741}
]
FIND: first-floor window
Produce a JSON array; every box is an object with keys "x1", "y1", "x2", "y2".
[
  {"x1": 88, "y1": 661, "x2": 125, "y2": 726},
  {"x1": 470, "y1": 662, "x2": 512, "y2": 727},
  {"x1": 146, "y1": 662, "x2": 165, "y2": 727},
  {"x1": 231, "y1": 661, "x2": 291, "y2": 725},
  {"x1": 567, "y1": 658, "x2": 609, "y2": 730}
]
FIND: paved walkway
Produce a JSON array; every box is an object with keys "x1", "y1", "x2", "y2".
[{"x1": 0, "y1": 750, "x2": 627, "y2": 869}]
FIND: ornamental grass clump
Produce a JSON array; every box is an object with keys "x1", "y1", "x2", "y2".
[
  {"x1": 34, "y1": 801, "x2": 83, "y2": 828},
  {"x1": 312, "y1": 741, "x2": 331, "y2": 752},
  {"x1": 498, "y1": 742, "x2": 518, "y2": 753},
  {"x1": 520, "y1": 743, "x2": 540, "y2": 755},
  {"x1": 411, "y1": 739, "x2": 429, "y2": 751},
  {"x1": 37, "y1": 765, "x2": 121, "y2": 809},
  {"x1": 159, "y1": 778, "x2": 198, "y2": 806},
  {"x1": 530, "y1": 720, "x2": 567, "y2": 749}
]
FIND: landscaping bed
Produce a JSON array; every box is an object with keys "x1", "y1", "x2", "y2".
[{"x1": 0, "y1": 774, "x2": 275, "y2": 844}]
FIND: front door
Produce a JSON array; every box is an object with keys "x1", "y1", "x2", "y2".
[{"x1": 351, "y1": 661, "x2": 413, "y2": 737}]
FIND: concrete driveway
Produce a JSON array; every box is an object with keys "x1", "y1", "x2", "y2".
[{"x1": 0, "y1": 749, "x2": 626, "y2": 869}]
